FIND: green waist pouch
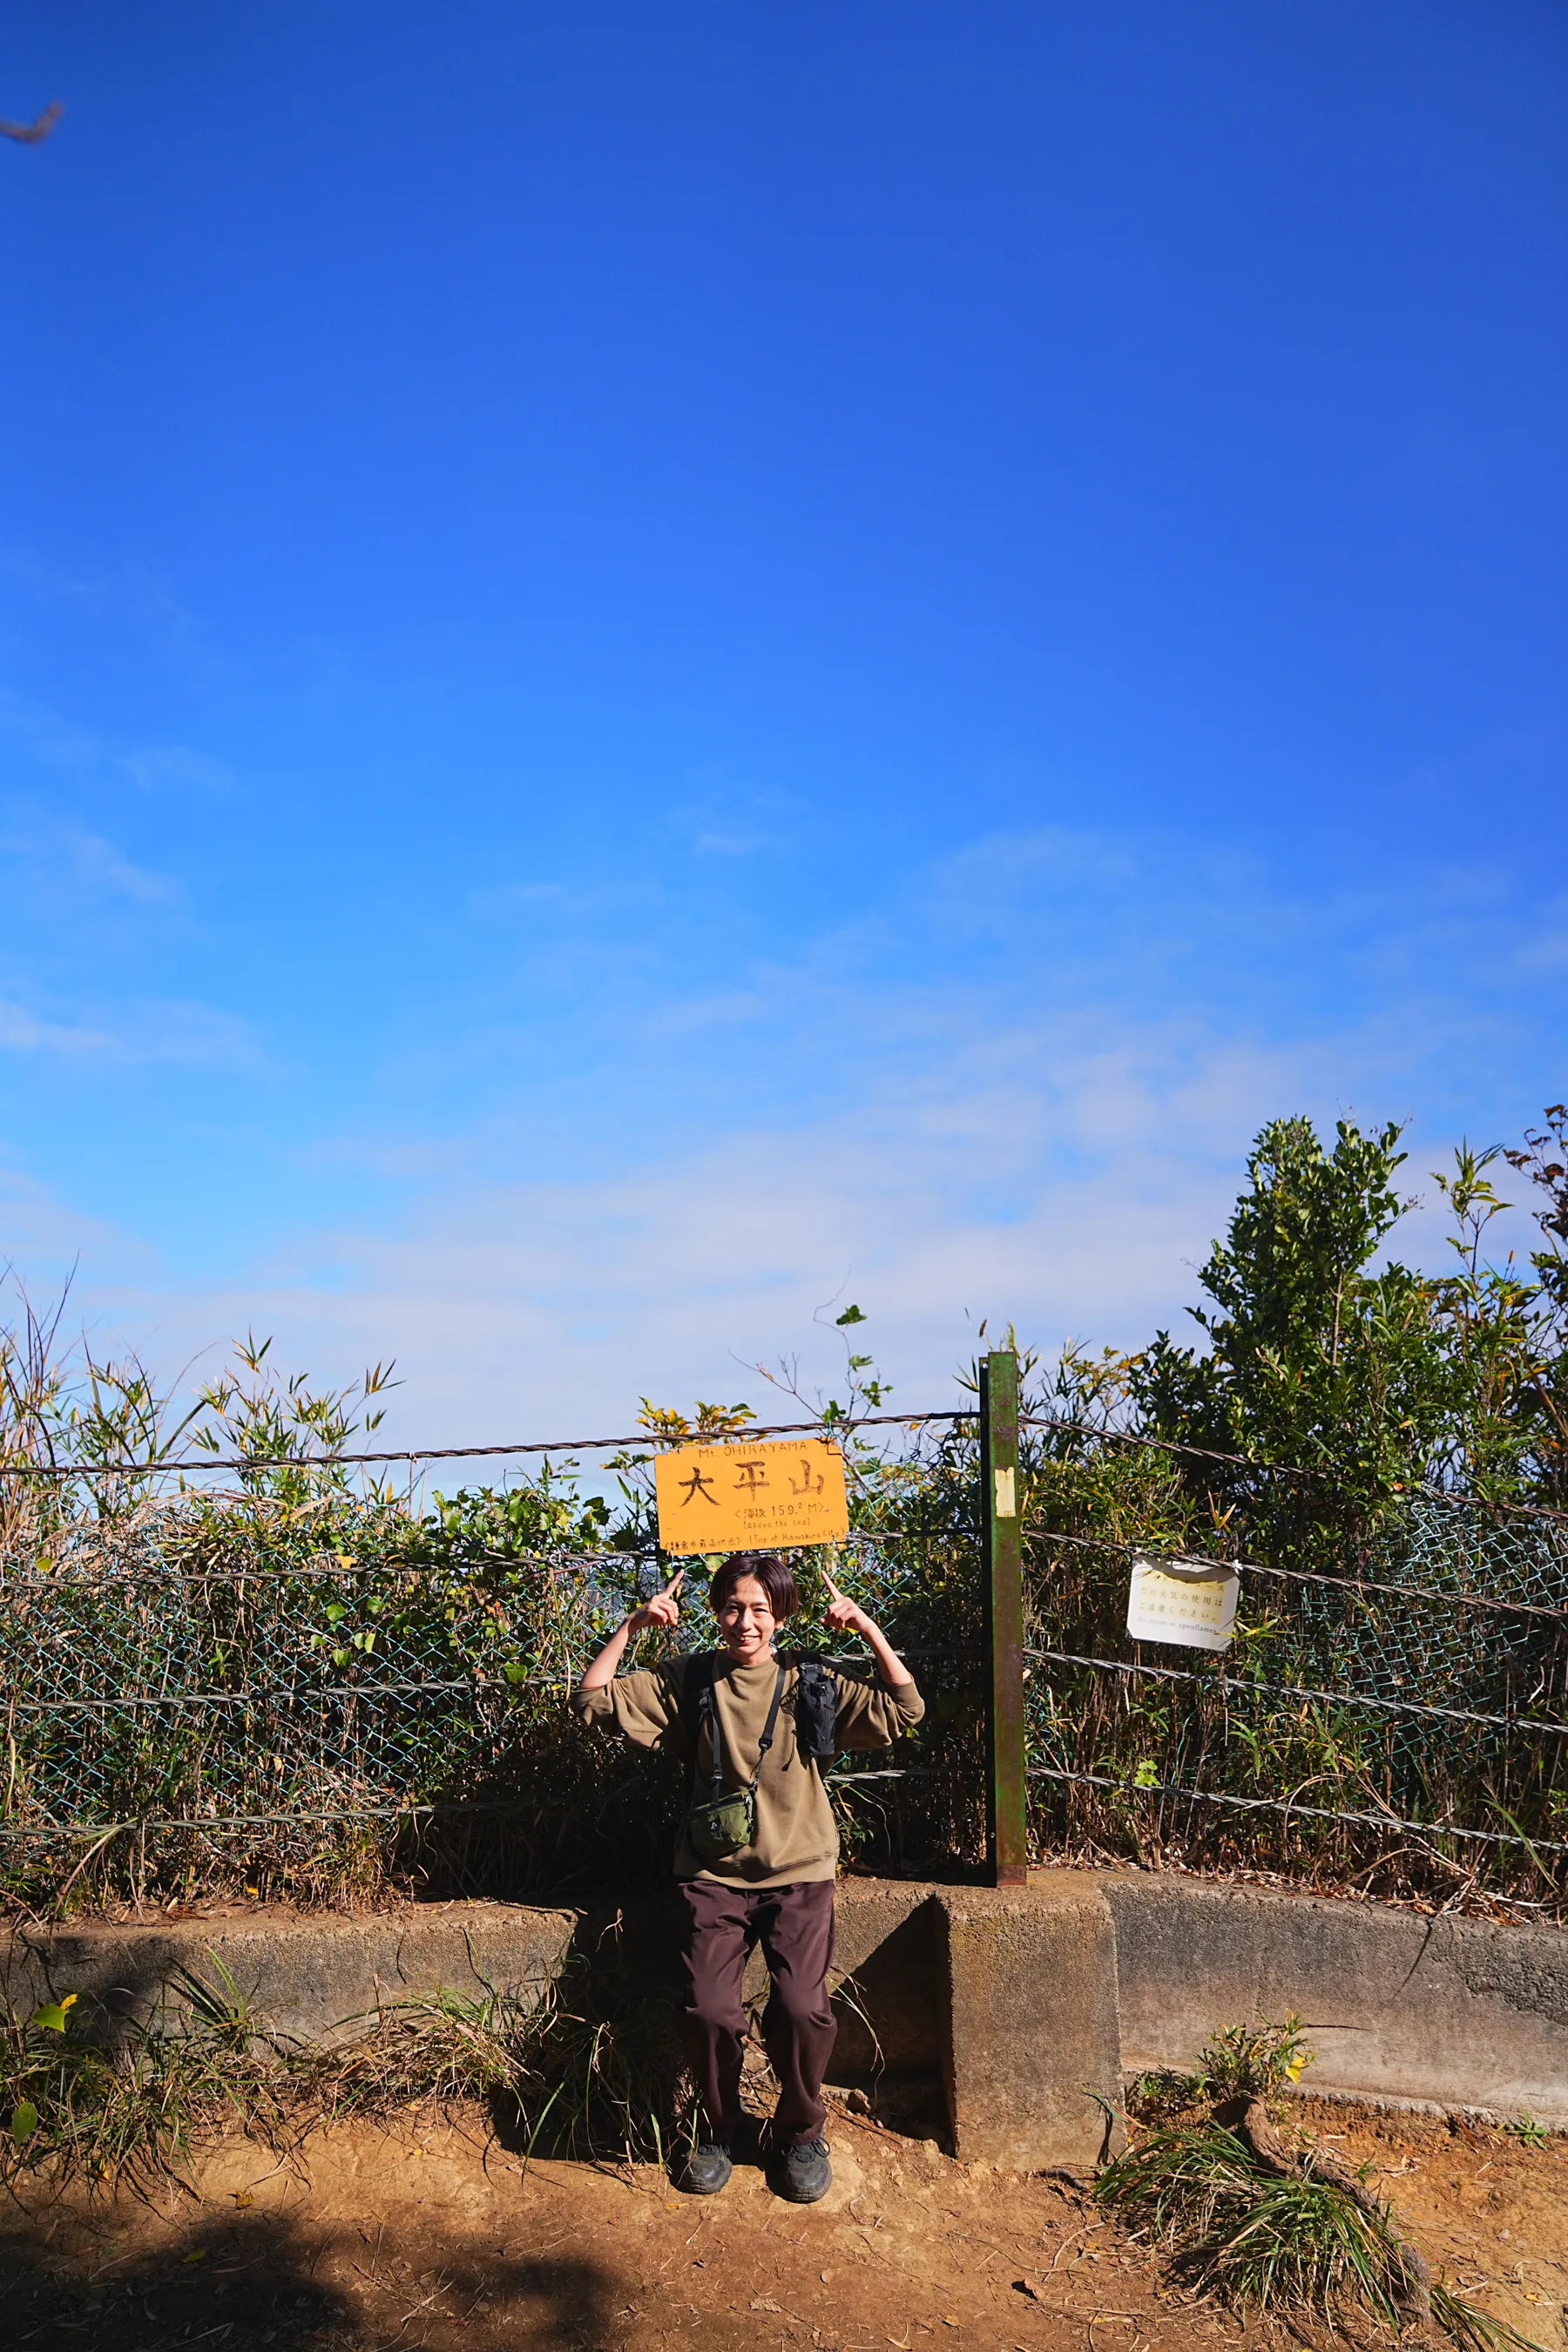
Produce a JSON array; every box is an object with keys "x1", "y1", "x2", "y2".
[
  {"x1": 685, "y1": 1658, "x2": 786, "y2": 1863},
  {"x1": 686, "y1": 1785, "x2": 758, "y2": 1863}
]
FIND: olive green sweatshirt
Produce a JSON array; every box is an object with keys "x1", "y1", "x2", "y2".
[{"x1": 571, "y1": 1651, "x2": 924, "y2": 1888}]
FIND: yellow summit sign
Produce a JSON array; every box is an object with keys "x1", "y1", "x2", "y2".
[{"x1": 653, "y1": 1436, "x2": 849, "y2": 1557}]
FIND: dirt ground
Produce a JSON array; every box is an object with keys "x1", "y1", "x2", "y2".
[{"x1": 2, "y1": 2097, "x2": 1564, "y2": 2352}]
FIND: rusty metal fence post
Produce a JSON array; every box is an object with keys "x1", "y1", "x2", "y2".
[{"x1": 980, "y1": 1348, "x2": 1028, "y2": 1885}]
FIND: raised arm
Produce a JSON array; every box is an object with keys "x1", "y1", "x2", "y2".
[
  {"x1": 821, "y1": 1571, "x2": 914, "y2": 1689},
  {"x1": 578, "y1": 1567, "x2": 685, "y2": 1691}
]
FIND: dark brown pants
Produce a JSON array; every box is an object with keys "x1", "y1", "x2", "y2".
[{"x1": 678, "y1": 1878, "x2": 836, "y2": 2146}]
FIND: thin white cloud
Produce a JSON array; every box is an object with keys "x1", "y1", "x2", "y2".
[
  {"x1": 693, "y1": 828, "x2": 781, "y2": 856},
  {"x1": 4, "y1": 814, "x2": 1559, "y2": 1462},
  {"x1": 120, "y1": 745, "x2": 236, "y2": 798},
  {"x1": 0, "y1": 1002, "x2": 112, "y2": 1054},
  {"x1": 0, "y1": 811, "x2": 176, "y2": 906},
  {"x1": 0, "y1": 555, "x2": 206, "y2": 664},
  {"x1": 63, "y1": 1006, "x2": 1510, "y2": 1455},
  {"x1": 0, "y1": 993, "x2": 269, "y2": 1071},
  {"x1": 0, "y1": 686, "x2": 236, "y2": 803},
  {"x1": 64, "y1": 829, "x2": 175, "y2": 904},
  {"x1": 0, "y1": 1156, "x2": 132, "y2": 1276},
  {"x1": 111, "y1": 999, "x2": 274, "y2": 1071}
]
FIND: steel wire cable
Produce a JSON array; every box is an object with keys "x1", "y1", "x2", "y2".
[
  {"x1": 4, "y1": 1678, "x2": 558, "y2": 1711},
  {"x1": 3, "y1": 1644, "x2": 964, "y2": 1713},
  {"x1": 1024, "y1": 1761, "x2": 1568, "y2": 1857},
  {"x1": 3, "y1": 1400, "x2": 1564, "y2": 1523},
  {"x1": 17, "y1": 1641, "x2": 1553, "y2": 1733},
  {"x1": 1017, "y1": 1415, "x2": 1568, "y2": 1524},
  {"x1": 3, "y1": 1436, "x2": 1560, "y2": 1881},
  {"x1": 0, "y1": 1800, "x2": 552, "y2": 1835},
  {"x1": 1031, "y1": 1522, "x2": 1567, "y2": 1624},
  {"x1": 7, "y1": 1518, "x2": 1558, "y2": 1618},
  {"x1": 0, "y1": 1532, "x2": 974, "y2": 1587},
  {"x1": 0, "y1": 1409, "x2": 975, "y2": 1480},
  {"x1": 0, "y1": 1767, "x2": 949, "y2": 1835},
  {"x1": 1024, "y1": 1643, "x2": 1568, "y2": 1739}
]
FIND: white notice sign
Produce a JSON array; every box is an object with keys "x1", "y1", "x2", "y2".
[{"x1": 1126, "y1": 1554, "x2": 1242, "y2": 1652}]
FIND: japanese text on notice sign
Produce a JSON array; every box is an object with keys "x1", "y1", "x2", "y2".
[
  {"x1": 1125, "y1": 1554, "x2": 1242, "y2": 1652},
  {"x1": 654, "y1": 1437, "x2": 849, "y2": 1556}
]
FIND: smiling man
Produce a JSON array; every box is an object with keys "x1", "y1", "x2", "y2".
[{"x1": 571, "y1": 1550, "x2": 923, "y2": 2202}]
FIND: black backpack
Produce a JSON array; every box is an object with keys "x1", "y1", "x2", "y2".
[{"x1": 685, "y1": 1650, "x2": 838, "y2": 1772}]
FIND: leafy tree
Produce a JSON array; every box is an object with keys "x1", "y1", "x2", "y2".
[
  {"x1": 1131, "y1": 1117, "x2": 1447, "y2": 1548},
  {"x1": 189, "y1": 1334, "x2": 401, "y2": 1506},
  {"x1": 1502, "y1": 1104, "x2": 1568, "y2": 1506},
  {"x1": 1425, "y1": 1143, "x2": 1549, "y2": 1502},
  {"x1": 1125, "y1": 1105, "x2": 1568, "y2": 1538}
]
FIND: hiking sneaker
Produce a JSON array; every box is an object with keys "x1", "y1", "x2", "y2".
[
  {"x1": 680, "y1": 2140, "x2": 733, "y2": 2196},
  {"x1": 776, "y1": 2136, "x2": 831, "y2": 2204}
]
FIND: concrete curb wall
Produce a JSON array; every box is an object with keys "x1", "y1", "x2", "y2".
[
  {"x1": 1, "y1": 1903, "x2": 578, "y2": 2051},
  {"x1": 940, "y1": 1876, "x2": 1123, "y2": 2168},
  {"x1": 5, "y1": 1873, "x2": 1564, "y2": 2160},
  {"x1": 1104, "y1": 1875, "x2": 1568, "y2": 2130}
]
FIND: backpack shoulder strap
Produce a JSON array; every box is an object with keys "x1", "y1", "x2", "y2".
[
  {"x1": 689, "y1": 1654, "x2": 789, "y2": 1795},
  {"x1": 680, "y1": 1652, "x2": 724, "y2": 1800},
  {"x1": 751, "y1": 1661, "x2": 788, "y2": 1781},
  {"x1": 687, "y1": 1651, "x2": 718, "y2": 1713}
]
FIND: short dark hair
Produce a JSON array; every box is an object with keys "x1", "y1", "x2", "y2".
[{"x1": 708, "y1": 1551, "x2": 799, "y2": 1621}]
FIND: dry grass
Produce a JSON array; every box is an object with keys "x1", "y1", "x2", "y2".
[
  {"x1": 1096, "y1": 2021, "x2": 1547, "y2": 2352},
  {"x1": 2, "y1": 1933, "x2": 681, "y2": 2203},
  {"x1": 2, "y1": 1963, "x2": 289, "y2": 2198}
]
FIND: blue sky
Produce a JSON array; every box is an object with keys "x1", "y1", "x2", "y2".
[{"x1": 2, "y1": 1, "x2": 1565, "y2": 1443}]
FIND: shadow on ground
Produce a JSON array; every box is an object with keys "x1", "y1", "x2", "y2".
[{"x1": 0, "y1": 2203, "x2": 621, "y2": 2350}]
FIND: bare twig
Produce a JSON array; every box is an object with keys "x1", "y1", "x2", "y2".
[{"x1": 0, "y1": 102, "x2": 62, "y2": 145}]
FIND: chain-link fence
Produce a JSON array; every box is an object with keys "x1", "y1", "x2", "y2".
[
  {"x1": 1023, "y1": 1490, "x2": 1568, "y2": 1909},
  {"x1": 0, "y1": 1491, "x2": 983, "y2": 1911},
  {"x1": 2, "y1": 1409, "x2": 1564, "y2": 1916}
]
